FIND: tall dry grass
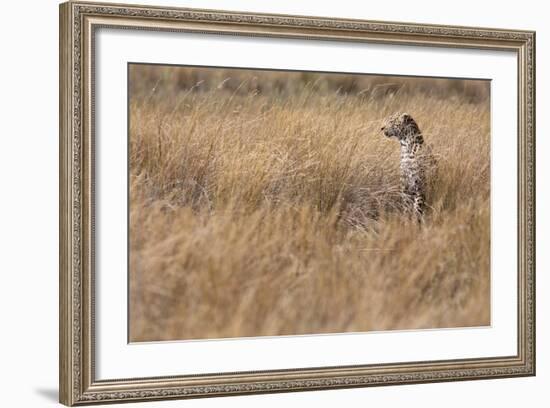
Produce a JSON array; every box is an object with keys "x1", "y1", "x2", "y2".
[{"x1": 129, "y1": 65, "x2": 490, "y2": 342}]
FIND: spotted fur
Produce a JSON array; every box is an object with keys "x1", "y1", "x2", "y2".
[{"x1": 381, "y1": 112, "x2": 435, "y2": 219}]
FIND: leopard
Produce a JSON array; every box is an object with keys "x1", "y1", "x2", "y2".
[{"x1": 381, "y1": 112, "x2": 436, "y2": 220}]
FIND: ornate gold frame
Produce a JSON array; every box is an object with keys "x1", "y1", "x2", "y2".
[{"x1": 59, "y1": 1, "x2": 536, "y2": 405}]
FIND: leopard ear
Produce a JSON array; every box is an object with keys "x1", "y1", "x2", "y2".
[{"x1": 402, "y1": 113, "x2": 417, "y2": 126}]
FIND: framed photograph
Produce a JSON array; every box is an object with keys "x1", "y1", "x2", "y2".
[{"x1": 59, "y1": 1, "x2": 535, "y2": 405}]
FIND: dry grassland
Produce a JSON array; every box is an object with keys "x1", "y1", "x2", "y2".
[{"x1": 129, "y1": 65, "x2": 490, "y2": 342}]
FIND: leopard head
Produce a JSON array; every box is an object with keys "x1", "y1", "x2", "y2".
[{"x1": 381, "y1": 112, "x2": 421, "y2": 141}]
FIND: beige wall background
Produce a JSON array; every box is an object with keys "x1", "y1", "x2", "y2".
[{"x1": 0, "y1": 0, "x2": 545, "y2": 407}]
